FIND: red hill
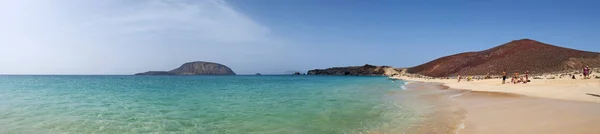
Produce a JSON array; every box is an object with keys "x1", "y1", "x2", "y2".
[{"x1": 407, "y1": 39, "x2": 600, "y2": 77}]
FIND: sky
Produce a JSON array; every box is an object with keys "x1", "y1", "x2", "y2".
[{"x1": 0, "y1": 0, "x2": 599, "y2": 75}]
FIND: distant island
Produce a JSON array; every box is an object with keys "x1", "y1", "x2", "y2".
[
  {"x1": 307, "y1": 64, "x2": 402, "y2": 76},
  {"x1": 135, "y1": 61, "x2": 236, "y2": 75},
  {"x1": 283, "y1": 70, "x2": 304, "y2": 75}
]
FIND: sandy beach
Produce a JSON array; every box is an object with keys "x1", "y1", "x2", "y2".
[
  {"x1": 394, "y1": 76, "x2": 600, "y2": 134},
  {"x1": 397, "y1": 76, "x2": 600, "y2": 103}
]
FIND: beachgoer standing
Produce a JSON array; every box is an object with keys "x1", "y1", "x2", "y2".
[
  {"x1": 525, "y1": 70, "x2": 529, "y2": 81},
  {"x1": 458, "y1": 75, "x2": 462, "y2": 82},
  {"x1": 514, "y1": 72, "x2": 519, "y2": 84},
  {"x1": 502, "y1": 71, "x2": 507, "y2": 84},
  {"x1": 584, "y1": 66, "x2": 590, "y2": 79}
]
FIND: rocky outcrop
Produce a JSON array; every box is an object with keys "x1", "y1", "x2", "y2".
[
  {"x1": 284, "y1": 70, "x2": 303, "y2": 75},
  {"x1": 408, "y1": 39, "x2": 600, "y2": 77},
  {"x1": 307, "y1": 64, "x2": 401, "y2": 76},
  {"x1": 135, "y1": 61, "x2": 235, "y2": 75}
]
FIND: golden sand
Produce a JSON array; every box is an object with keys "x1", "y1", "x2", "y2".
[
  {"x1": 394, "y1": 76, "x2": 600, "y2": 134},
  {"x1": 456, "y1": 91, "x2": 600, "y2": 134},
  {"x1": 395, "y1": 76, "x2": 600, "y2": 103}
]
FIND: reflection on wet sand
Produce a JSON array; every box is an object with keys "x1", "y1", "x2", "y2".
[
  {"x1": 402, "y1": 82, "x2": 600, "y2": 134},
  {"x1": 456, "y1": 90, "x2": 600, "y2": 134}
]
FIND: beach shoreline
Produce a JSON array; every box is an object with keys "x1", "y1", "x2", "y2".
[
  {"x1": 393, "y1": 76, "x2": 600, "y2": 103},
  {"x1": 399, "y1": 82, "x2": 468, "y2": 134},
  {"x1": 395, "y1": 76, "x2": 600, "y2": 134}
]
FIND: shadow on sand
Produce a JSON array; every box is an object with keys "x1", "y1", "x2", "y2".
[{"x1": 585, "y1": 93, "x2": 600, "y2": 98}]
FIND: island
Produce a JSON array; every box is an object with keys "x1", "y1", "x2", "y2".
[
  {"x1": 307, "y1": 64, "x2": 402, "y2": 76},
  {"x1": 135, "y1": 61, "x2": 236, "y2": 75}
]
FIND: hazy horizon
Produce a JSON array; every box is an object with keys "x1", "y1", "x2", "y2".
[{"x1": 1, "y1": 0, "x2": 599, "y2": 75}]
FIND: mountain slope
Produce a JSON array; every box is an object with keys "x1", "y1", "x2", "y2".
[{"x1": 407, "y1": 39, "x2": 600, "y2": 77}]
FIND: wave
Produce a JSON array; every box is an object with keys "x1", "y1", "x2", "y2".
[{"x1": 449, "y1": 91, "x2": 471, "y2": 98}]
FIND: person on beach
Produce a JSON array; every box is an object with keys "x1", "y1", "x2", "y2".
[
  {"x1": 518, "y1": 77, "x2": 523, "y2": 83},
  {"x1": 514, "y1": 72, "x2": 519, "y2": 84},
  {"x1": 525, "y1": 70, "x2": 529, "y2": 81},
  {"x1": 502, "y1": 71, "x2": 507, "y2": 84},
  {"x1": 458, "y1": 74, "x2": 462, "y2": 82},
  {"x1": 584, "y1": 66, "x2": 590, "y2": 79},
  {"x1": 582, "y1": 66, "x2": 587, "y2": 79},
  {"x1": 511, "y1": 76, "x2": 515, "y2": 83}
]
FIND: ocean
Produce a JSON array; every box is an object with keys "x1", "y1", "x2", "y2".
[{"x1": 0, "y1": 75, "x2": 432, "y2": 134}]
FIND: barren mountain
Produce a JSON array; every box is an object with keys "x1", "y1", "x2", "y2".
[{"x1": 407, "y1": 39, "x2": 600, "y2": 77}]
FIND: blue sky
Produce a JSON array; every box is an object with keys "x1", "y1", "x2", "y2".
[
  {"x1": 229, "y1": 0, "x2": 600, "y2": 67},
  {"x1": 0, "y1": 0, "x2": 598, "y2": 74}
]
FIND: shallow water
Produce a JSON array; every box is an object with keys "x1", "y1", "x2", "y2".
[
  {"x1": 400, "y1": 82, "x2": 468, "y2": 134},
  {"x1": 0, "y1": 75, "x2": 424, "y2": 134}
]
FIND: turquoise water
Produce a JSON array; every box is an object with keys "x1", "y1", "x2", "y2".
[{"x1": 0, "y1": 75, "x2": 419, "y2": 133}]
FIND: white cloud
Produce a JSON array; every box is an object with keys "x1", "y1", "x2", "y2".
[{"x1": 0, "y1": 0, "x2": 283, "y2": 74}]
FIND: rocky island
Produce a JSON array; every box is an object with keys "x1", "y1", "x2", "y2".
[
  {"x1": 135, "y1": 61, "x2": 236, "y2": 75},
  {"x1": 307, "y1": 64, "x2": 402, "y2": 76}
]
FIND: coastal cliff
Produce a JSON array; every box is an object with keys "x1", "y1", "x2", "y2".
[
  {"x1": 307, "y1": 64, "x2": 402, "y2": 76},
  {"x1": 408, "y1": 39, "x2": 600, "y2": 77},
  {"x1": 135, "y1": 61, "x2": 236, "y2": 75}
]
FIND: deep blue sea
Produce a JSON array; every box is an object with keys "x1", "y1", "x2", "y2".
[{"x1": 0, "y1": 75, "x2": 424, "y2": 134}]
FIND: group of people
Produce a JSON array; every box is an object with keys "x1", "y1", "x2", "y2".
[
  {"x1": 456, "y1": 66, "x2": 594, "y2": 83},
  {"x1": 457, "y1": 72, "x2": 524, "y2": 83},
  {"x1": 456, "y1": 75, "x2": 494, "y2": 82},
  {"x1": 502, "y1": 70, "x2": 529, "y2": 84},
  {"x1": 456, "y1": 75, "x2": 473, "y2": 82}
]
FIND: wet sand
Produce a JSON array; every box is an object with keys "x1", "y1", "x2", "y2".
[
  {"x1": 402, "y1": 82, "x2": 600, "y2": 134},
  {"x1": 401, "y1": 82, "x2": 467, "y2": 134}
]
